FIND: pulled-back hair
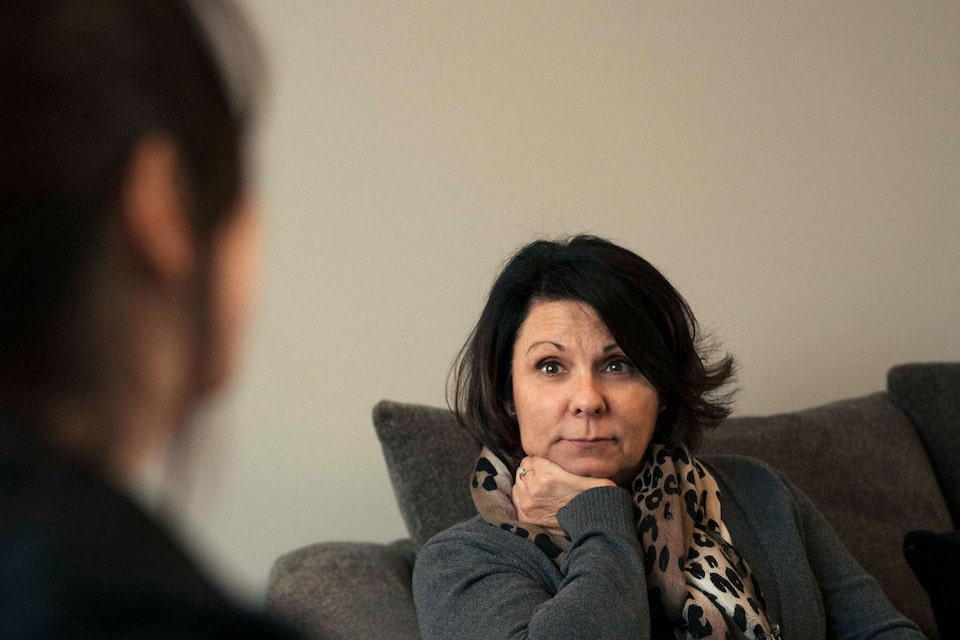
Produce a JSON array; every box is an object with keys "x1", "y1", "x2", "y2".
[
  {"x1": 0, "y1": 0, "x2": 262, "y2": 390},
  {"x1": 450, "y1": 235, "x2": 736, "y2": 457}
]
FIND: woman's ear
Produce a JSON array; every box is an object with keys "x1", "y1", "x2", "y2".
[{"x1": 120, "y1": 135, "x2": 195, "y2": 285}]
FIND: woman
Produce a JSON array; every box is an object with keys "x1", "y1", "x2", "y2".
[
  {"x1": 413, "y1": 236, "x2": 923, "y2": 639},
  {"x1": 1, "y1": 2, "x2": 298, "y2": 637}
]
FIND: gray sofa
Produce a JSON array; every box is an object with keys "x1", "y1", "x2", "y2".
[{"x1": 267, "y1": 363, "x2": 960, "y2": 639}]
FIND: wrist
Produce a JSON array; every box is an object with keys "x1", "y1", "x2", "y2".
[
  {"x1": 582, "y1": 477, "x2": 617, "y2": 490},
  {"x1": 557, "y1": 485, "x2": 634, "y2": 536}
]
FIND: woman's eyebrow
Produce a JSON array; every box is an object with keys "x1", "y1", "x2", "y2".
[
  {"x1": 526, "y1": 341, "x2": 564, "y2": 354},
  {"x1": 524, "y1": 342, "x2": 621, "y2": 354}
]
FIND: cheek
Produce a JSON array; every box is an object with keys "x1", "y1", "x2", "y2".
[
  {"x1": 626, "y1": 395, "x2": 660, "y2": 451},
  {"x1": 516, "y1": 418, "x2": 547, "y2": 456},
  {"x1": 206, "y1": 203, "x2": 262, "y2": 388},
  {"x1": 514, "y1": 386, "x2": 566, "y2": 456},
  {"x1": 223, "y1": 206, "x2": 262, "y2": 334}
]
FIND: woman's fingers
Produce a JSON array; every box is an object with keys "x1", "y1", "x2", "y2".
[
  {"x1": 512, "y1": 456, "x2": 582, "y2": 528},
  {"x1": 513, "y1": 455, "x2": 618, "y2": 528}
]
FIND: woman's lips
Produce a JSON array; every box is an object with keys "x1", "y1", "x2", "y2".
[{"x1": 562, "y1": 438, "x2": 616, "y2": 449}]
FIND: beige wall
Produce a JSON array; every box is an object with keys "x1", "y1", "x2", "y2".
[{"x1": 181, "y1": 1, "x2": 960, "y2": 598}]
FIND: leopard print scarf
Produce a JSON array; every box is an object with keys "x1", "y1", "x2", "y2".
[{"x1": 471, "y1": 442, "x2": 776, "y2": 640}]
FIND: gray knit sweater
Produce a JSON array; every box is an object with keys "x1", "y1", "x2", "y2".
[{"x1": 412, "y1": 454, "x2": 925, "y2": 639}]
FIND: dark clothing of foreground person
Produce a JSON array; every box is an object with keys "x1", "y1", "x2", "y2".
[{"x1": 0, "y1": 412, "x2": 298, "y2": 639}]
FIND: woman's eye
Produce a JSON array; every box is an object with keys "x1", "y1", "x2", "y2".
[
  {"x1": 605, "y1": 358, "x2": 635, "y2": 374},
  {"x1": 538, "y1": 361, "x2": 562, "y2": 375}
]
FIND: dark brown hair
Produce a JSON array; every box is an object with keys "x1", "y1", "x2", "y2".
[
  {"x1": 0, "y1": 0, "x2": 262, "y2": 393},
  {"x1": 450, "y1": 235, "x2": 736, "y2": 457}
]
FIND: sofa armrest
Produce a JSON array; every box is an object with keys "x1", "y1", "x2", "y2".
[{"x1": 266, "y1": 540, "x2": 420, "y2": 640}]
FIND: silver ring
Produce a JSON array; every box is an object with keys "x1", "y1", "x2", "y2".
[{"x1": 518, "y1": 467, "x2": 527, "y2": 478}]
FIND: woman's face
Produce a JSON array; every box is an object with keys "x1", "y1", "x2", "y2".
[{"x1": 510, "y1": 299, "x2": 660, "y2": 486}]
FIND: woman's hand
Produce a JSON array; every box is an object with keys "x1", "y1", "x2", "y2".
[{"x1": 512, "y1": 455, "x2": 617, "y2": 530}]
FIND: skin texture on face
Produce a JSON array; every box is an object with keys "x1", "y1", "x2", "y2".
[
  {"x1": 510, "y1": 299, "x2": 660, "y2": 487},
  {"x1": 202, "y1": 194, "x2": 262, "y2": 395}
]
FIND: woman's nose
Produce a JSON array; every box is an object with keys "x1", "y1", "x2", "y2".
[{"x1": 571, "y1": 374, "x2": 606, "y2": 416}]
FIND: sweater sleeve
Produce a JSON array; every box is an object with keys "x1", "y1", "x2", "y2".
[
  {"x1": 412, "y1": 486, "x2": 650, "y2": 640},
  {"x1": 783, "y1": 474, "x2": 927, "y2": 639}
]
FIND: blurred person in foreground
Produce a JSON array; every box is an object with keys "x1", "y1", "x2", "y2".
[
  {"x1": 413, "y1": 235, "x2": 924, "y2": 639},
  {"x1": 0, "y1": 1, "x2": 301, "y2": 637}
]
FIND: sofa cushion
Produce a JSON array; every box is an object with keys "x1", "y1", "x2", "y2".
[
  {"x1": 888, "y1": 363, "x2": 960, "y2": 528},
  {"x1": 700, "y1": 393, "x2": 949, "y2": 637},
  {"x1": 266, "y1": 540, "x2": 419, "y2": 640},
  {"x1": 373, "y1": 401, "x2": 479, "y2": 547}
]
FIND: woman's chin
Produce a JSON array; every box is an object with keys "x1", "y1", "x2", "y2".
[
  {"x1": 556, "y1": 457, "x2": 639, "y2": 487},
  {"x1": 559, "y1": 458, "x2": 619, "y2": 480}
]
